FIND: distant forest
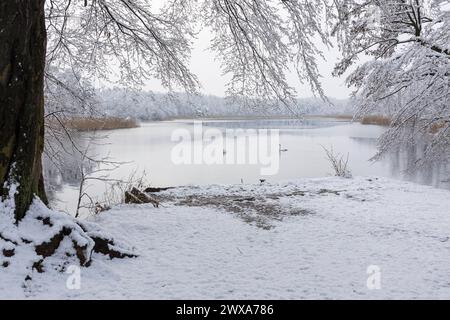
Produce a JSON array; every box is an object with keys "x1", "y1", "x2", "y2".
[{"x1": 93, "y1": 88, "x2": 353, "y2": 121}]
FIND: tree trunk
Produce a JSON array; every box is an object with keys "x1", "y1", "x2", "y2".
[{"x1": 0, "y1": 0, "x2": 48, "y2": 221}]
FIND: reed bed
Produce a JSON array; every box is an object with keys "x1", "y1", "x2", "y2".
[{"x1": 64, "y1": 116, "x2": 139, "y2": 131}]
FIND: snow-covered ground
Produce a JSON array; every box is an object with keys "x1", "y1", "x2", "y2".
[{"x1": 1, "y1": 176, "x2": 450, "y2": 299}]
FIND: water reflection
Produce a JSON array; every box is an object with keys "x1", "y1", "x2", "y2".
[
  {"x1": 384, "y1": 142, "x2": 450, "y2": 188},
  {"x1": 44, "y1": 118, "x2": 450, "y2": 215},
  {"x1": 43, "y1": 133, "x2": 99, "y2": 207}
]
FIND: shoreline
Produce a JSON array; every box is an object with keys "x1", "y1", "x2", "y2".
[{"x1": 4, "y1": 176, "x2": 450, "y2": 299}]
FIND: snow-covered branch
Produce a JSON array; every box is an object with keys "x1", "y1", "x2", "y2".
[{"x1": 333, "y1": 0, "x2": 450, "y2": 168}]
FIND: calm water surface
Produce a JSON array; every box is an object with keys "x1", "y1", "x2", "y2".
[{"x1": 44, "y1": 118, "x2": 449, "y2": 215}]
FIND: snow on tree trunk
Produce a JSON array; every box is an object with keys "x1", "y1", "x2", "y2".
[
  {"x1": 0, "y1": 2, "x2": 136, "y2": 272},
  {"x1": 0, "y1": 0, "x2": 48, "y2": 220}
]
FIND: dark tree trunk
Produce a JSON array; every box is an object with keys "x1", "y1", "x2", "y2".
[{"x1": 0, "y1": 0, "x2": 48, "y2": 221}]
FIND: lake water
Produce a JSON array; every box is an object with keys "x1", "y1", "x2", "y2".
[{"x1": 44, "y1": 118, "x2": 449, "y2": 216}]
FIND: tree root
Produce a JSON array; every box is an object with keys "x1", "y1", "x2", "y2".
[
  {"x1": 90, "y1": 236, "x2": 136, "y2": 260},
  {"x1": 0, "y1": 232, "x2": 18, "y2": 245},
  {"x1": 31, "y1": 221, "x2": 137, "y2": 268},
  {"x1": 0, "y1": 198, "x2": 137, "y2": 274}
]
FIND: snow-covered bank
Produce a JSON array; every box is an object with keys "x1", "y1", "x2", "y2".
[{"x1": 1, "y1": 176, "x2": 450, "y2": 299}]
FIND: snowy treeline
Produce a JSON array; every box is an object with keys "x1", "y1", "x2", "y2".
[
  {"x1": 43, "y1": 69, "x2": 352, "y2": 121},
  {"x1": 94, "y1": 88, "x2": 352, "y2": 121},
  {"x1": 43, "y1": 69, "x2": 352, "y2": 120}
]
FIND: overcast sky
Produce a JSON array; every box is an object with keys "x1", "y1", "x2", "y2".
[
  {"x1": 143, "y1": 27, "x2": 353, "y2": 100},
  {"x1": 136, "y1": 0, "x2": 354, "y2": 100}
]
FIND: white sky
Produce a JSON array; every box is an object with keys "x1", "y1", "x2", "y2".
[
  {"x1": 144, "y1": 28, "x2": 353, "y2": 99},
  {"x1": 139, "y1": 0, "x2": 354, "y2": 99}
]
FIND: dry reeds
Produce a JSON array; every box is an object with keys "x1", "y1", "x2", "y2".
[
  {"x1": 321, "y1": 145, "x2": 352, "y2": 178},
  {"x1": 64, "y1": 116, "x2": 139, "y2": 131},
  {"x1": 360, "y1": 115, "x2": 391, "y2": 126},
  {"x1": 429, "y1": 121, "x2": 449, "y2": 134}
]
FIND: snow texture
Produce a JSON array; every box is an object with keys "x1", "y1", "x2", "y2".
[{"x1": 1, "y1": 176, "x2": 450, "y2": 299}]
